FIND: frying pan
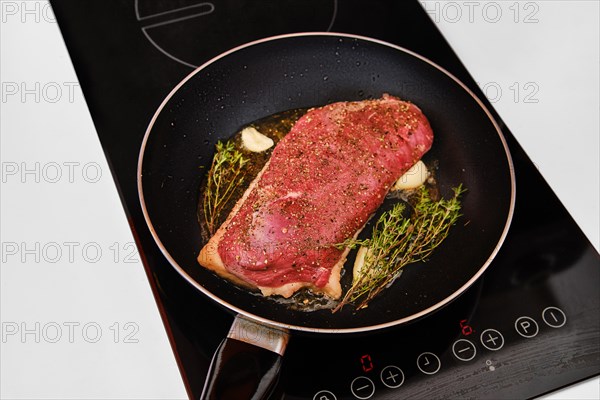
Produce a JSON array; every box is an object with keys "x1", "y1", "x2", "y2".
[{"x1": 138, "y1": 33, "x2": 515, "y2": 399}]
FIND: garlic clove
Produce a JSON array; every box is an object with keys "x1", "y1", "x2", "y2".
[
  {"x1": 241, "y1": 126, "x2": 274, "y2": 152},
  {"x1": 393, "y1": 160, "x2": 429, "y2": 190},
  {"x1": 353, "y1": 246, "x2": 373, "y2": 281}
]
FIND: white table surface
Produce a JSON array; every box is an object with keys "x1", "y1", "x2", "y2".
[{"x1": 1, "y1": 1, "x2": 598, "y2": 398}]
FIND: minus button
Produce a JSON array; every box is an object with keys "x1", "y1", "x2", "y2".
[{"x1": 350, "y1": 376, "x2": 375, "y2": 399}]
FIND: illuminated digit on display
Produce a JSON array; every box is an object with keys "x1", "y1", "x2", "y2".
[{"x1": 360, "y1": 354, "x2": 373, "y2": 372}]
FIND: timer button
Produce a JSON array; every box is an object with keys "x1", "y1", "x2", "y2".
[
  {"x1": 313, "y1": 390, "x2": 337, "y2": 400},
  {"x1": 480, "y1": 329, "x2": 504, "y2": 351},
  {"x1": 417, "y1": 352, "x2": 441, "y2": 375},
  {"x1": 350, "y1": 376, "x2": 375, "y2": 399},
  {"x1": 542, "y1": 307, "x2": 566, "y2": 328},
  {"x1": 515, "y1": 316, "x2": 539, "y2": 338},
  {"x1": 380, "y1": 365, "x2": 404, "y2": 388},
  {"x1": 452, "y1": 339, "x2": 476, "y2": 361}
]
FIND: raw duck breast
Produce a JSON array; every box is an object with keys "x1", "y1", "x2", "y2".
[{"x1": 198, "y1": 94, "x2": 434, "y2": 299}]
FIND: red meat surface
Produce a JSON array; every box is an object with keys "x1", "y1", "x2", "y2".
[{"x1": 198, "y1": 94, "x2": 434, "y2": 298}]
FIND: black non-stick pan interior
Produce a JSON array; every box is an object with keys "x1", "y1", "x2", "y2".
[{"x1": 139, "y1": 33, "x2": 514, "y2": 332}]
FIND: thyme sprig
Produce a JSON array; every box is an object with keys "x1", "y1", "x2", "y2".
[
  {"x1": 333, "y1": 184, "x2": 466, "y2": 312},
  {"x1": 203, "y1": 141, "x2": 248, "y2": 235}
]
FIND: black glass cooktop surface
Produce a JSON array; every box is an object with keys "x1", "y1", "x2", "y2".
[{"x1": 50, "y1": 1, "x2": 599, "y2": 399}]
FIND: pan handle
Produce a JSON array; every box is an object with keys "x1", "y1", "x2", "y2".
[{"x1": 200, "y1": 315, "x2": 290, "y2": 400}]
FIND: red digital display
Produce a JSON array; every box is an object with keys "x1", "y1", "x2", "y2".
[
  {"x1": 460, "y1": 319, "x2": 474, "y2": 336},
  {"x1": 360, "y1": 354, "x2": 374, "y2": 372}
]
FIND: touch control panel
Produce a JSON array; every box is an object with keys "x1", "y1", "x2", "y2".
[{"x1": 313, "y1": 306, "x2": 569, "y2": 399}]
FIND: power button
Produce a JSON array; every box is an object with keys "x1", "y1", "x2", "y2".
[{"x1": 313, "y1": 390, "x2": 337, "y2": 400}]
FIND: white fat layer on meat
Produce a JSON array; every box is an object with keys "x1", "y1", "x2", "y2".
[{"x1": 281, "y1": 191, "x2": 302, "y2": 199}]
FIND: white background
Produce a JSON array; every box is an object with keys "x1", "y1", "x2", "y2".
[{"x1": 1, "y1": 1, "x2": 598, "y2": 399}]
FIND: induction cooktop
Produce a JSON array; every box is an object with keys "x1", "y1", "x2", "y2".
[{"x1": 50, "y1": 1, "x2": 599, "y2": 399}]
